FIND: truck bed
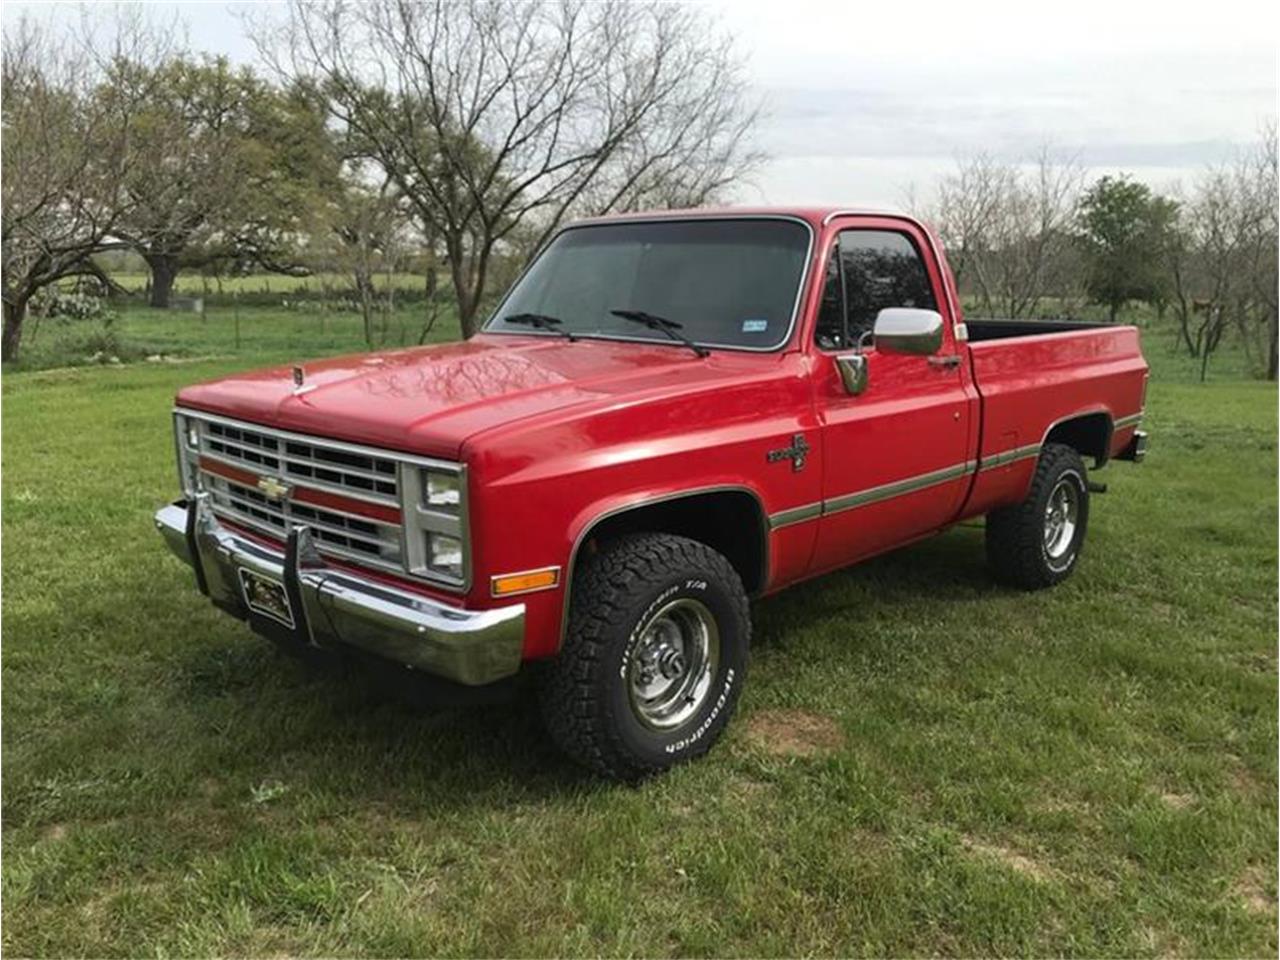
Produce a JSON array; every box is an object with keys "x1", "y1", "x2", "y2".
[
  {"x1": 959, "y1": 321, "x2": 1148, "y2": 518},
  {"x1": 965, "y1": 317, "x2": 1111, "y2": 342}
]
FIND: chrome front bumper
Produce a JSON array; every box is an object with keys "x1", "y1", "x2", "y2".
[{"x1": 154, "y1": 496, "x2": 524, "y2": 685}]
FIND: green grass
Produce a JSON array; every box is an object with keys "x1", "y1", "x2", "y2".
[
  {"x1": 2, "y1": 310, "x2": 1276, "y2": 956},
  {"x1": 9, "y1": 300, "x2": 463, "y2": 374}
]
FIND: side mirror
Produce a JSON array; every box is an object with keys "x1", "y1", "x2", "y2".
[{"x1": 873, "y1": 308, "x2": 944, "y2": 356}]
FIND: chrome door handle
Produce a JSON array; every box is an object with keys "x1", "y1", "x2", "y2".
[{"x1": 928, "y1": 354, "x2": 962, "y2": 369}]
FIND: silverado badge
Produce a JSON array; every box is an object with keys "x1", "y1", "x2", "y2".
[
  {"x1": 767, "y1": 433, "x2": 810, "y2": 472},
  {"x1": 257, "y1": 475, "x2": 291, "y2": 501}
]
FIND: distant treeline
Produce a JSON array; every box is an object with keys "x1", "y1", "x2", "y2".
[{"x1": 911, "y1": 135, "x2": 1278, "y2": 380}]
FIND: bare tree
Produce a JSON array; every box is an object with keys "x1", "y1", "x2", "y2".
[
  {"x1": 1165, "y1": 123, "x2": 1278, "y2": 379},
  {"x1": 1240, "y1": 119, "x2": 1278, "y2": 379},
  {"x1": 917, "y1": 148, "x2": 1084, "y2": 319},
  {"x1": 1, "y1": 12, "x2": 169, "y2": 360},
  {"x1": 924, "y1": 152, "x2": 1009, "y2": 294},
  {"x1": 326, "y1": 169, "x2": 412, "y2": 346},
  {"x1": 253, "y1": 0, "x2": 762, "y2": 337},
  {"x1": 1181, "y1": 170, "x2": 1251, "y2": 379}
]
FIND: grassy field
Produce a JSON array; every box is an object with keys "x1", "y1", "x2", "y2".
[
  {"x1": 9, "y1": 300, "x2": 463, "y2": 374},
  {"x1": 1, "y1": 306, "x2": 1276, "y2": 956}
]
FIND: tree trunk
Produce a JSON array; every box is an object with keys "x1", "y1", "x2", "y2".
[
  {"x1": 457, "y1": 297, "x2": 479, "y2": 338},
  {"x1": 145, "y1": 253, "x2": 180, "y2": 309},
  {"x1": 450, "y1": 258, "x2": 479, "y2": 338},
  {"x1": 355, "y1": 270, "x2": 375, "y2": 347},
  {"x1": 1268, "y1": 310, "x2": 1278, "y2": 381},
  {"x1": 2, "y1": 295, "x2": 29, "y2": 362},
  {"x1": 1108, "y1": 301, "x2": 1119, "y2": 323}
]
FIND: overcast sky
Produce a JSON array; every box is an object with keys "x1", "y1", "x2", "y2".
[{"x1": 8, "y1": 0, "x2": 1277, "y2": 206}]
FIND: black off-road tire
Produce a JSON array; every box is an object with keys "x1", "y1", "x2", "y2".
[
  {"x1": 986, "y1": 442, "x2": 1090, "y2": 590},
  {"x1": 538, "y1": 533, "x2": 750, "y2": 781}
]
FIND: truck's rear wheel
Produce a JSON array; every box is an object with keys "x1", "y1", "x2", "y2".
[
  {"x1": 985, "y1": 442, "x2": 1090, "y2": 589},
  {"x1": 538, "y1": 533, "x2": 749, "y2": 780}
]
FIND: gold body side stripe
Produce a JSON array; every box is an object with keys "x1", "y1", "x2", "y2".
[{"x1": 766, "y1": 410, "x2": 1145, "y2": 529}]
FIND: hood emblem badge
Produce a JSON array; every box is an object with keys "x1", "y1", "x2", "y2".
[{"x1": 767, "y1": 433, "x2": 810, "y2": 472}]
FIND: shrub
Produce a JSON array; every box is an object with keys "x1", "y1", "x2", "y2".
[{"x1": 29, "y1": 290, "x2": 110, "y2": 322}]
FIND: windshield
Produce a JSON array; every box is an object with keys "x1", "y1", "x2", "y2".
[{"x1": 485, "y1": 218, "x2": 811, "y2": 350}]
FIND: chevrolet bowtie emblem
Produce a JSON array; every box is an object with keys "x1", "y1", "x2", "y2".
[{"x1": 257, "y1": 475, "x2": 292, "y2": 501}]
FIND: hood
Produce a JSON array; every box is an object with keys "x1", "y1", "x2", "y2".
[{"x1": 176, "y1": 333, "x2": 770, "y2": 459}]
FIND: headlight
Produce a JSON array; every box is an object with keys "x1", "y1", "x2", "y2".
[
  {"x1": 405, "y1": 464, "x2": 468, "y2": 587},
  {"x1": 427, "y1": 533, "x2": 464, "y2": 579},
  {"x1": 424, "y1": 470, "x2": 461, "y2": 511}
]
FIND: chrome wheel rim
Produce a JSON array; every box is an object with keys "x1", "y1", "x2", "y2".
[
  {"x1": 1043, "y1": 477, "x2": 1080, "y2": 559},
  {"x1": 627, "y1": 597, "x2": 720, "y2": 731}
]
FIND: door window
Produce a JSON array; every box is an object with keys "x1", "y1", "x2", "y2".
[{"x1": 814, "y1": 230, "x2": 938, "y2": 350}]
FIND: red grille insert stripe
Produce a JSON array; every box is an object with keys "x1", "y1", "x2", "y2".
[
  {"x1": 199, "y1": 455, "x2": 401, "y2": 524},
  {"x1": 292, "y1": 485, "x2": 400, "y2": 524}
]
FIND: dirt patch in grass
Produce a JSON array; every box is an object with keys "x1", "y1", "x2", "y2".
[
  {"x1": 744, "y1": 709, "x2": 842, "y2": 758},
  {"x1": 1235, "y1": 865, "x2": 1277, "y2": 916},
  {"x1": 1159, "y1": 791, "x2": 1196, "y2": 810},
  {"x1": 1139, "y1": 923, "x2": 1190, "y2": 957},
  {"x1": 1220, "y1": 753, "x2": 1268, "y2": 799},
  {"x1": 1032, "y1": 795, "x2": 1092, "y2": 817},
  {"x1": 726, "y1": 773, "x2": 774, "y2": 800},
  {"x1": 962, "y1": 836, "x2": 1055, "y2": 882}
]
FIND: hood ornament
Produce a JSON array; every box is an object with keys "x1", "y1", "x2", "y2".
[{"x1": 290, "y1": 364, "x2": 316, "y2": 396}]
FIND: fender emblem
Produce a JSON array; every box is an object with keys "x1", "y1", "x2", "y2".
[
  {"x1": 257, "y1": 475, "x2": 292, "y2": 501},
  {"x1": 767, "y1": 433, "x2": 810, "y2": 472}
]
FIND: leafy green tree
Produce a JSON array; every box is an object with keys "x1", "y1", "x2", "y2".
[
  {"x1": 1, "y1": 12, "x2": 173, "y2": 361},
  {"x1": 110, "y1": 59, "x2": 338, "y2": 307},
  {"x1": 1076, "y1": 175, "x2": 1179, "y2": 322}
]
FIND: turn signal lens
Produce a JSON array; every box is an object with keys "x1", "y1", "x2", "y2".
[{"x1": 491, "y1": 567, "x2": 560, "y2": 597}]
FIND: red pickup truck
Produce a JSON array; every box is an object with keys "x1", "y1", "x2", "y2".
[{"x1": 155, "y1": 208, "x2": 1148, "y2": 779}]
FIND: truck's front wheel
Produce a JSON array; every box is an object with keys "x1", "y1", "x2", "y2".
[
  {"x1": 538, "y1": 533, "x2": 749, "y2": 780},
  {"x1": 985, "y1": 442, "x2": 1090, "y2": 589}
]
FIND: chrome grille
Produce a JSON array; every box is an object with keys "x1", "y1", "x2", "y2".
[
  {"x1": 190, "y1": 416, "x2": 405, "y2": 573},
  {"x1": 203, "y1": 419, "x2": 399, "y2": 506},
  {"x1": 175, "y1": 409, "x2": 470, "y2": 590},
  {"x1": 203, "y1": 474, "x2": 402, "y2": 569}
]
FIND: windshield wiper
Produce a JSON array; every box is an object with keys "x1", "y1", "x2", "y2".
[
  {"x1": 609, "y1": 309, "x2": 709, "y2": 358},
  {"x1": 503, "y1": 313, "x2": 577, "y2": 341}
]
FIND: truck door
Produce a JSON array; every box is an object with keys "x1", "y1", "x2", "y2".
[{"x1": 809, "y1": 219, "x2": 976, "y2": 574}]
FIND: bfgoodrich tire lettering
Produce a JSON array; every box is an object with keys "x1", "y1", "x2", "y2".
[
  {"x1": 985, "y1": 442, "x2": 1091, "y2": 590},
  {"x1": 538, "y1": 533, "x2": 749, "y2": 780}
]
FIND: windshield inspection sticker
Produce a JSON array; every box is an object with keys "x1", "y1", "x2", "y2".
[{"x1": 741, "y1": 319, "x2": 769, "y2": 333}]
